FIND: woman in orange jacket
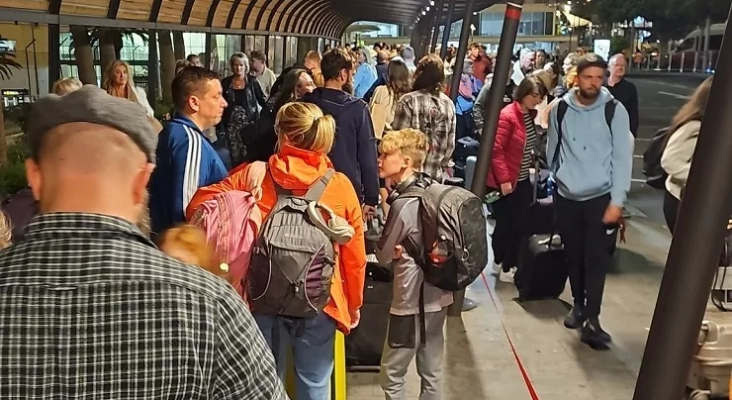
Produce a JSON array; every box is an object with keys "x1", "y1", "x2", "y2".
[{"x1": 187, "y1": 102, "x2": 366, "y2": 399}]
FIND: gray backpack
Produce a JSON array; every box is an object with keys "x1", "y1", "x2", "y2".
[{"x1": 248, "y1": 169, "x2": 337, "y2": 318}]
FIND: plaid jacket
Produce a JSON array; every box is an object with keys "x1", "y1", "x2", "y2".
[
  {"x1": 0, "y1": 212, "x2": 287, "y2": 400},
  {"x1": 392, "y1": 89, "x2": 457, "y2": 180}
]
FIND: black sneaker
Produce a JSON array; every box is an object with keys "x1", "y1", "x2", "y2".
[
  {"x1": 581, "y1": 318, "x2": 612, "y2": 349},
  {"x1": 563, "y1": 304, "x2": 586, "y2": 329}
]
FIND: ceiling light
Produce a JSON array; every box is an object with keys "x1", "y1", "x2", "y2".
[
  {"x1": 426, "y1": 6, "x2": 430, "y2": 11},
  {"x1": 422, "y1": 10, "x2": 426, "y2": 15}
]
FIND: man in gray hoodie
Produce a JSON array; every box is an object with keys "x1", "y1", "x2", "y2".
[{"x1": 547, "y1": 54, "x2": 632, "y2": 348}]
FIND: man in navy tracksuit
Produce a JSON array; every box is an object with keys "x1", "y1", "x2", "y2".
[
  {"x1": 303, "y1": 48, "x2": 380, "y2": 217},
  {"x1": 149, "y1": 67, "x2": 228, "y2": 236}
]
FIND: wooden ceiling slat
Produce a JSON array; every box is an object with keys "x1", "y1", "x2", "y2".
[
  {"x1": 156, "y1": 0, "x2": 186, "y2": 23},
  {"x1": 118, "y1": 0, "x2": 152, "y2": 20},
  {"x1": 61, "y1": 0, "x2": 109, "y2": 17},
  {"x1": 0, "y1": 0, "x2": 48, "y2": 10},
  {"x1": 211, "y1": 0, "x2": 233, "y2": 28}
]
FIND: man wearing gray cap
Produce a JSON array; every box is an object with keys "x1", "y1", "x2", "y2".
[
  {"x1": 0, "y1": 85, "x2": 287, "y2": 399},
  {"x1": 149, "y1": 66, "x2": 229, "y2": 235}
]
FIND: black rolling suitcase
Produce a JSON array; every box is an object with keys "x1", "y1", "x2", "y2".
[
  {"x1": 515, "y1": 233, "x2": 568, "y2": 301},
  {"x1": 515, "y1": 163, "x2": 567, "y2": 301},
  {"x1": 345, "y1": 260, "x2": 392, "y2": 368},
  {"x1": 528, "y1": 164, "x2": 554, "y2": 235},
  {"x1": 346, "y1": 220, "x2": 392, "y2": 369}
]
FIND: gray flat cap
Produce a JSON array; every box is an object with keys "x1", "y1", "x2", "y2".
[{"x1": 26, "y1": 85, "x2": 158, "y2": 163}]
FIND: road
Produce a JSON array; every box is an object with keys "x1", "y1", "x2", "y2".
[{"x1": 627, "y1": 74, "x2": 705, "y2": 227}]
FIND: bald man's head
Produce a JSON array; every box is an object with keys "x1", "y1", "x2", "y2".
[{"x1": 26, "y1": 122, "x2": 153, "y2": 218}]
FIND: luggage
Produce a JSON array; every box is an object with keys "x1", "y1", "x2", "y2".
[
  {"x1": 345, "y1": 260, "x2": 393, "y2": 368},
  {"x1": 463, "y1": 156, "x2": 477, "y2": 191},
  {"x1": 687, "y1": 321, "x2": 732, "y2": 399},
  {"x1": 515, "y1": 233, "x2": 568, "y2": 301},
  {"x1": 642, "y1": 127, "x2": 670, "y2": 190},
  {"x1": 528, "y1": 164, "x2": 554, "y2": 236}
]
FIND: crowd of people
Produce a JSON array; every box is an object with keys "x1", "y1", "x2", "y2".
[{"x1": 0, "y1": 37, "x2": 661, "y2": 399}]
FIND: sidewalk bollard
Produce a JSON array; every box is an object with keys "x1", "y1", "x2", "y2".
[{"x1": 286, "y1": 330, "x2": 347, "y2": 399}]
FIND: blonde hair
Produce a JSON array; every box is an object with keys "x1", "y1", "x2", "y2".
[
  {"x1": 275, "y1": 102, "x2": 335, "y2": 154},
  {"x1": 304, "y1": 51, "x2": 324, "y2": 87},
  {"x1": 52, "y1": 77, "x2": 83, "y2": 95},
  {"x1": 159, "y1": 224, "x2": 230, "y2": 280},
  {"x1": 565, "y1": 66, "x2": 578, "y2": 89},
  {"x1": 230, "y1": 52, "x2": 250, "y2": 75},
  {"x1": 379, "y1": 129, "x2": 430, "y2": 169},
  {"x1": 175, "y1": 59, "x2": 192, "y2": 75},
  {"x1": 0, "y1": 210, "x2": 12, "y2": 250},
  {"x1": 102, "y1": 60, "x2": 139, "y2": 103}
]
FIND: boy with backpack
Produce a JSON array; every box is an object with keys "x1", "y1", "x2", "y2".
[{"x1": 375, "y1": 128, "x2": 455, "y2": 400}]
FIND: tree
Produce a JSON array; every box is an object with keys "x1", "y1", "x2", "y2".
[
  {"x1": 158, "y1": 31, "x2": 176, "y2": 105},
  {"x1": 69, "y1": 26, "x2": 96, "y2": 85},
  {"x1": 173, "y1": 32, "x2": 186, "y2": 60},
  {"x1": 0, "y1": 52, "x2": 21, "y2": 80},
  {"x1": 0, "y1": 52, "x2": 19, "y2": 166}
]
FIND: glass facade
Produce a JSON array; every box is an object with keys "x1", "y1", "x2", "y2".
[
  {"x1": 351, "y1": 21, "x2": 400, "y2": 38},
  {"x1": 480, "y1": 11, "x2": 555, "y2": 36}
]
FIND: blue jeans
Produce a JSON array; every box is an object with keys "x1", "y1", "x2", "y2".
[{"x1": 253, "y1": 312, "x2": 336, "y2": 400}]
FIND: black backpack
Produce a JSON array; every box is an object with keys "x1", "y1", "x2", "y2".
[
  {"x1": 398, "y1": 175, "x2": 488, "y2": 292},
  {"x1": 642, "y1": 127, "x2": 671, "y2": 190}
]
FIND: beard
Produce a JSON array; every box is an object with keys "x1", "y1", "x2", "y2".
[
  {"x1": 579, "y1": 87, "x2": 600, "y2": 100},
  {"x1": 342, "y1": 81, "x2": 354, "y2": 94}
]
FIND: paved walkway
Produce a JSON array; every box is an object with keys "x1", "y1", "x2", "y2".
[{"x1": 346, "y1": 212, "x2": 729, "y2": 399}]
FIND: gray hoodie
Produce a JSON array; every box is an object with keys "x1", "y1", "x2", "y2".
[{"x1": 546, "y1": 87, "x2": 633, "y2": 207}]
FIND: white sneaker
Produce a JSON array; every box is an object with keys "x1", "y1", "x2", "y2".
[
  {"x1": 492, "y1": 262, "x2": 502, "y2": 275},
  {"x1": 499, "y1": 267, "x2": 516, "y2": 283}
]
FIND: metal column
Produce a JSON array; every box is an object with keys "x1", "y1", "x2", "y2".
[
  {"x1": 469, "y1": 0, "x2": 523, "y2": 199},
  {"x1": 445, "y1": 0, "x2": 478, "y2": 317},
  {"x1": 47, "y1": 24, "x2": 60, "y2": 93},
  {"x1": 147, "y1": 30, "x2": 159, "y2": 106},
  {"x1": 633, "y1": 8, "x2": 732, "y2": 399},
  {"x1": 439, "y1": 0, "x2": 455, "y2": 59},
  {"x1": 429, "y1": 0, "x2": 444, "y2": 53},
  {"x1": 447, "y1": 0, "x2": 524, "y2": 318},
  {"x1": 448, "y1": 0, "x2": 476, "y2": 100}
]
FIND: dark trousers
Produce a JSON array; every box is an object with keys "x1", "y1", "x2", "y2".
[
  {"x1": 491, "y1": 179, "x2": 532, "y2": 271},
  {"x1": 663, "y1": 189, "x2": 680, "y2": 235},
  {"x1": 556, "y1": 194, "x2": 617, "y2": 319}
]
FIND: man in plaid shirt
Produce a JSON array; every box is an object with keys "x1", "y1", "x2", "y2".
[
  {"x1": 0, "y1": 85, "x2": 287, "y2": 399},
  {"x1": 391, "y1": 53, "x2": 456, "y2": 181}
]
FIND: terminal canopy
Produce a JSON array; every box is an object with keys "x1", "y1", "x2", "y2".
[{"x1": 0, "y1": 0, "x2": 497, "y2": 39}]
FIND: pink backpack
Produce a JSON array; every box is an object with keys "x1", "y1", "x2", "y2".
[{"x1": 189, "y1": 191, "x2": 262, "y2": 298}]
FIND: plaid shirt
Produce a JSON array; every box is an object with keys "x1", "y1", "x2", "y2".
[
  {"x1": 0, "y1": 212, "x2": 287, "y2": 400},
  {"x1": 391, "y1": 89, "x2": 457, "y2": 179}
]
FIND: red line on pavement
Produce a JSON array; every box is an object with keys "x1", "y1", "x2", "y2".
[{"x1": 480, "y1": 273, "x2": 540, "y2": 400}]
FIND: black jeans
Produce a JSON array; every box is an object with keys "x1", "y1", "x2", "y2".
[
  {"x1": 491, "y1": 179, "x2": 532, "y2": 272},
  {"x1": 663, "y1": 189, "x2": 680, "y2": 235},
  {"x1": 556, "y1": 194, "x2": 618, "y2": 319}
]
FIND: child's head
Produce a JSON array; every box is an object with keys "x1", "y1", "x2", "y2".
[
  {"x1": 0, "y1": 210, "x2": 12, "y2": 250},
  {"x1": 159, "y1": 224, "x2": 228, "y2": 279},
  {"x1": 378, "y1": 129, "x2": 429, "y2": 182}
]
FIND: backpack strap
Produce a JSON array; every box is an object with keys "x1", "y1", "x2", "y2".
[
  {"x1": 551, "y1": 99, "x2": 569, "y2": 173},
  {"x1": 304, "y1": 169, "x2": 335, "y2": 201},
  {"x1": 605, "y1": 99, "x2": 617, "y2": 134}
]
